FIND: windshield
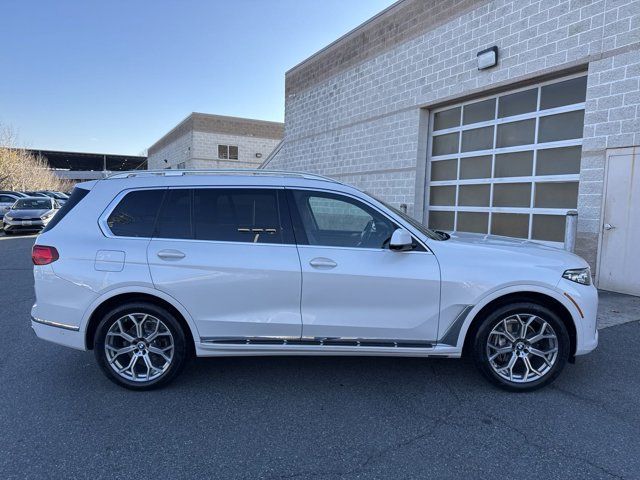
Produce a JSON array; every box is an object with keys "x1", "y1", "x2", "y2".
[
  {"x1": 14, "y1": 198, "x2": 52, "y2": 210},
  {"x1": 50, "y1": 192, "x2": 68, "y2": 200},
  {"x1": 366, "y1": 193, "x2": 448, "y2": 241}
]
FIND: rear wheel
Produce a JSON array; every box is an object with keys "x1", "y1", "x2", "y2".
[
  {"x1": 94, "y1": 302, "x2": 188, "y2": 390},
  {"x1": 473, "y1": 302, "x2": 570, "y2": 392}
]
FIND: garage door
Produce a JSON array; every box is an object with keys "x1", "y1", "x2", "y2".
[{"x1": 426, "y1": 74, "x2": 587, "y2": 246}]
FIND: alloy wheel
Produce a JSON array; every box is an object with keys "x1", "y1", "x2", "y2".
[
  {"x1": 486, "y1": 314, "x2": 559, "y2": 384},
  {"x1": 104, "y1": 313, "x2": 174, "y2": 382}
]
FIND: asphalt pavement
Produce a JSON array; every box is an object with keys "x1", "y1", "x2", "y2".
[{"x1": 1, "y1": 234, "x2": 639, "y2": 479}]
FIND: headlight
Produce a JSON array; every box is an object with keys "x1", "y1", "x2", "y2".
[
  {"x1": 4, "y1": 215, "x2": 12, "y2": 221},
  {"x1": 41, "y1": 212, "x2": 53, "y2": 220},
  {"x1": 562, "y1": 267, "x2": 591, "y2": 285}
]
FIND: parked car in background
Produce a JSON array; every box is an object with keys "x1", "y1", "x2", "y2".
[
  {"x1": 20, "y1": 191, "x2": 67, "y2": 206},
  {"x1": 30, "y1": 171, "x2": 598, "y2": 392},
  {"x1": 39, "y1": 191, "x2": 69, "y2": 205},
  {"x1": 0, "y1": 191, "x2": 27, "y2": 222},
  {"x1": 0, "y1": 190, "x2": 28, "y2": 197},
  {"x1": 4, "y1": 196, "x2": 60, "y2": 234},
  {"x1": 21, "y1": 191, "x2": 50, "y2": 197}
]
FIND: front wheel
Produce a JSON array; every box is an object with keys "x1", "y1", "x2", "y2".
[
  {"x1": 473, "y1": 302, "x2": 570, "y2": 392},
  {"x1": 94, "y1": 302, "x2": 188, "y2": 390}
]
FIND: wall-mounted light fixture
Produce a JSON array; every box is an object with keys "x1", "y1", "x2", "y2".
[{"x1": 477, "y1": 46, "x2": 498, "y2": 70}]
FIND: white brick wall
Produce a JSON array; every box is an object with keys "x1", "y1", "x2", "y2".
[
  {"x1": 269, "y1": 0, "x2": 640, "y2": 269},
  {"x1": 147, "y1": 132, "x2": 192, "y2": 170},
  {"x1": 192, "y1": 131, "x2": 280, "y2": 168},
  {"x1": 148, "y1": 130, "x2": 281, "y2": 170}
]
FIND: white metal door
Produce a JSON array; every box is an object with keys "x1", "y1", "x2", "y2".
[{"x1": 598, "y1": 147, "x2": 640, "y2": 296}]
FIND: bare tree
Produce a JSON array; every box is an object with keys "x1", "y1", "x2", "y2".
[{"x1": 0, "y1": 123, "x2": 73, "y2": 192}]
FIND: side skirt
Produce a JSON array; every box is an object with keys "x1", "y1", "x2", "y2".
[{"x1": 195, "y1": 336, "x2": 462, "y2": 358}]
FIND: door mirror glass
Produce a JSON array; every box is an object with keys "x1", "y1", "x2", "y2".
[{"x1": 389, "y1": 228, "x2": 413, "y2": 252}]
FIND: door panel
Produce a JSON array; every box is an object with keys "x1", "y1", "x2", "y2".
[
  {"x1": 297, "y1": 246, "x2": 441, "y2": 341},
  {"x1": 148, "y1": 240, "x2": 302, "y2": 339},
  {"x1": 599, "y1": 148, "x2": 640, "y2": 296}
]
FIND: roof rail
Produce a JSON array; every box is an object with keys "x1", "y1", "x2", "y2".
[{"x1": 105, "y1": 169, "x2": 342, "y2": 184}]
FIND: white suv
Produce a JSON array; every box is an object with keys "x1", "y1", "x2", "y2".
[{"x1": 30, "y1": 170, "x2": 598, "y2": 391}]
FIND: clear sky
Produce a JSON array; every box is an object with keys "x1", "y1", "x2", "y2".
[{"x1": 1, "y1": 0, "x2": 396, "y2": 155}]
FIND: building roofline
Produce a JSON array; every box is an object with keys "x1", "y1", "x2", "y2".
[
  {"x1": 286, "y1": 0, "x2": 407, "y2": 76},
  {"x1": 285, "y1": 0, "x2": 489, "y2": 96},
  {"x1": 190, "y1": 112, "x2": 284, "y2": 128},
  {"x1": 148, "y1": 113, "x2": 284, "y2": 155},
  {"x1": 147, "y1": 113, "x2": 195, "y2": 153}
]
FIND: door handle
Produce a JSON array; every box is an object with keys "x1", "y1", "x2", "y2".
[
  {"x1": 309, "y1": 257, "x2": 337, "y2": 269},
  {"x1": 604, "y1": 223, "x2": 616, "y2": 231},
  {"x1": 157, "y1": 249, "x2": 186, "y2": 260}
]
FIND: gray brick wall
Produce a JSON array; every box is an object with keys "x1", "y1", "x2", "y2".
[
  {"x1": 576, "y1": 48, "x2": 640, "y2": 267},
  {"x1": 269, "y1": 0, "x2": 640, "y2": 270}
]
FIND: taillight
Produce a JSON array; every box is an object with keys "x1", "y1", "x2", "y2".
[{"x1": 32, "y1": 245, "x2": 59, "y2": 265}]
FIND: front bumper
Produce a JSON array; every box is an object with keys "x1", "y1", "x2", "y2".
[
  {"x1": 3, "y1": 218, "x2": 45, "y2": 232},
  {"x1": 557, "y1": 278, "x2": 599, "y2": 356}
]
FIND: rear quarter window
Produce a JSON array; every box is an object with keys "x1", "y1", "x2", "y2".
[
  {"x1": 41, "y1": 187, "x2": 89, "y2": 233},
  {"x1": 106, "y1": 189, "x2": 164, "y2": 237}
]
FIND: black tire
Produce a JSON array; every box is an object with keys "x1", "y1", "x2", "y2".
[
  {"x1": 94, "y1": 302, "x2": 188, "y2": 390},
  {"x1": 472, "y1": 302, "x2": 570, "y2": 392}
]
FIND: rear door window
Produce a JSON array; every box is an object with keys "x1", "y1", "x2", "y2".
[
  {"x1": 106, "y1": 189, "x2": 164, "y2": 237},
  {"x1": 155, "y1": 189, "x2": 192, "y2": 239},
  {"x1": 193, "y1": 188, "x2": 285, "y2": 244}
]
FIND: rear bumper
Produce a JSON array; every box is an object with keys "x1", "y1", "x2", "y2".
[{"x1": 31, "y1": 317, "x2": 86, "y2": 351}]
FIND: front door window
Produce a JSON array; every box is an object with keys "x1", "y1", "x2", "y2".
[{"x1": 291, "y1": 190, "x2": 395, "y2": 249}]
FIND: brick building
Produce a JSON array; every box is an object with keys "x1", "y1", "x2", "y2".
[
  {"x1": 265, "y1": 0, "x2": 640, "y2": 296},
  {"x1": 148, "y1": 113, "x2": 283, "y2": 170}
]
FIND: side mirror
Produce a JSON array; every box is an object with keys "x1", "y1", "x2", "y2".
[{"x1": 389, "y1": 228, "x2": 413, "y2": 252}]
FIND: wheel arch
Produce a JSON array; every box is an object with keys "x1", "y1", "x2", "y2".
[
  {"x1": 460, "y1": 288, "x2": 578, "y2": 359},
  {"x1": 83, "y1": 288, "x2": 198, "y2": 352}
]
